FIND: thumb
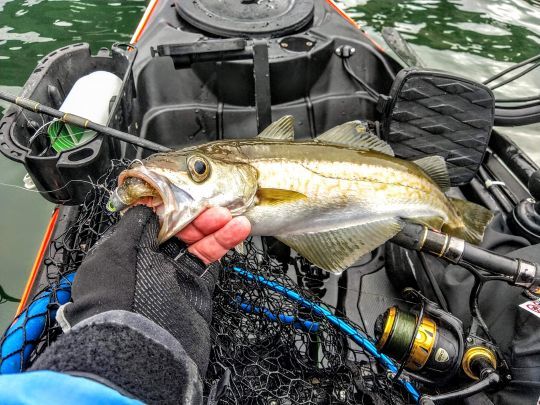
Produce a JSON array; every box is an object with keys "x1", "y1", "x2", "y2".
[
  {"x1": 86, "y1": 205, "x2": 159, "y2": 260},
  {"x1": 114, "y1": 205, "x2": 160, "y2": 249}
]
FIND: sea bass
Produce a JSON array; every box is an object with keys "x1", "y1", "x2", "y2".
[{"x1": 107, "y1": 116, "x2": 493, "y2": 273}]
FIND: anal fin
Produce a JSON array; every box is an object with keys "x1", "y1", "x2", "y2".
[
  {"x1": 277, "y1": 219, "x2": 402, "y2": 273},
  {"x1": 444, "y1": 198, "x2": 494, "y2": 244}
]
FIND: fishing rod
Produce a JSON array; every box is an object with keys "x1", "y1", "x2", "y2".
[
  {"x1": 0, "y1": 90, "x2": 171, "y2": 153},
  {"x1": 392, "y1": 223, "x2": 540, "y2": 295}
]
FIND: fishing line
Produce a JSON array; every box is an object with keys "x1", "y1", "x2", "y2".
[
  {"x1": 0, "y1": 175, "x2": 113, "y2": 195},
  {"x1": 287, "y1": 262, "x2": 416, "y2": 306},
  {"x1": 0, "y1": 158, "x2": 131, "y2": 196},
  {"x1": 27, "y1": 119, "x2": 55, "y2": 147},
  {"x1": 19, "y1": 109, "x2": 40, "y2": 130}
]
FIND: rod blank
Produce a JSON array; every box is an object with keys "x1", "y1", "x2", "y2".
[{"x1": 0, "y1": 90, "x2": 171, "y2": 153}]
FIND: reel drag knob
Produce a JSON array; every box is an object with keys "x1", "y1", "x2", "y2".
[{"x1": 462, "y1": 346, "x2": 497, "y2": 380}]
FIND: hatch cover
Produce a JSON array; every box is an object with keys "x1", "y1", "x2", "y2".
[{"x1": 175, "y1": 0, "x2": 315, "y2": 38}]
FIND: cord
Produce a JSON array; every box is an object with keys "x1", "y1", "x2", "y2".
[
  {"x1": 489, "y1": 62, "x2": 540, "y2": 91},
  {"x1": 483, "y1": 53, "x2": 540, "y2": 85},
  {"x1": 342, "y1": 58, "x2": 380, "y2": 102},
  {"x1": 418, "y1": 253, "x2": 449, "y2": 312}
]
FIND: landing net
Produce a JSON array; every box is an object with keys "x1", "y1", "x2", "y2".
[{"x1": 1, "y1": 160, "x2": 413, "y2": 404}]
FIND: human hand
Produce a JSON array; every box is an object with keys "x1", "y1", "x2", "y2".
[
  {"x1": 177, "y1": 207, "x2": 251, "y2": 265},
  {"x1": 35, "y1": 206, "x2": 247, "y2": 403}
]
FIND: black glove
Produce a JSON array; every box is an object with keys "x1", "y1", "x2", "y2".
[{"x1": 32, "y1": 206, "x2": 219, "y2": 404}]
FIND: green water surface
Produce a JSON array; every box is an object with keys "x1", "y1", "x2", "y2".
[{"x1": 0, "y1": 0, "x2": 539, "y2": 328}]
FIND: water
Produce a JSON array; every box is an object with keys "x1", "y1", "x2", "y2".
[{"x1": 0, "y1": 0, "x2": 538, "y2": 328}]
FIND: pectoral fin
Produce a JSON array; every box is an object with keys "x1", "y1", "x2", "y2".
[
  {"x1": 234, "y1": 242, "x2": 246, "y2": 255},
  {"x1": 277, "y1": 219, "x2": 402, "y2": 273},
  {"x1": 256, "y1": 188, "x2": 307, "y2": 206},
  {"x1": 316, "y1": 121, "x2": 394, "y2": 156},
  {"x1": 257, "y1": 115, "x2": 295, "y2": 140}
]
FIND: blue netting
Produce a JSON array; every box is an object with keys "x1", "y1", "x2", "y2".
[
  {"x1": 0, "y1": 161, "x2": 123, "y2": 373},
  {"x1": 0, "y1": 273, "x2": 74, "y2": 374}
]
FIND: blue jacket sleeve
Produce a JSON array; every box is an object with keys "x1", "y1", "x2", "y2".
[{"x1": 0, "y1": 370, "x2": 142, "y2": 405}]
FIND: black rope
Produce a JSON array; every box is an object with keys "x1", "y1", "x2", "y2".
[
  {"x1": 483, "y1": 53, "x2": 540, "y2": 85},
  {"x1": 342, "y1": 58, "x2": 380, "y2": 102},
  {"x1": 489, "y1": 62, "x2": 540, "y2": 91}
]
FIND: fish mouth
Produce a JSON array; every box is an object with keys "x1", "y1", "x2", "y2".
[{"x1": 113, "y1": 166, "x2": 196, "y2": 242}]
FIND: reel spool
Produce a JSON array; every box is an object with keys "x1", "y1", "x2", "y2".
[{"x1": 374, "y1": 306, "x2": 461, "y2": 378}]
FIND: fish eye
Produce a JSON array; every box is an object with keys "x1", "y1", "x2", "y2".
[
  {"x1": 188, "y1": 155, "x2": 210, "y2": 182},
  {"x1": 194, "y1": 160, "x2": 206, "y2": 175}
]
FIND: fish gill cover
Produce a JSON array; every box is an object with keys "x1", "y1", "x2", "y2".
[{"x1": 0, "y1": 160, "x2": 413, "y2": 404}]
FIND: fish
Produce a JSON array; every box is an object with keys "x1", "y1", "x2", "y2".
[{"x1": 107, "y1": 116, "x2": 493, "y2": 273}]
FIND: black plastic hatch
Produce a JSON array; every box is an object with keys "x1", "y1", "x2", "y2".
[{"x1": 175, "y1": 0, "x2": 314, "y2": 38}]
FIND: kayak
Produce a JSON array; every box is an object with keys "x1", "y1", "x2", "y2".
[{"x1": 1, "y1": 0, "x2": 539, "y2": 404}]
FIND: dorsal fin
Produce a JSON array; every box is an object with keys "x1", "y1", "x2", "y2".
[
  {"x1": 257, "y1": 115, "x2": 295, "y2": 140},
  {"x1": 413, "y1": 156, "x2": 451, "y2": 191},
  {"x1": 316, "y1": 121, "x2": 394, "y2": 156}
]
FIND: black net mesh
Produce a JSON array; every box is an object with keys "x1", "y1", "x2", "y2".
[
  {"x1": 1, "y1": 160, "x2": 413, "y2": 404},
  {"x1": 207, "y1": 242, "x2": 411, "y2": 404}
]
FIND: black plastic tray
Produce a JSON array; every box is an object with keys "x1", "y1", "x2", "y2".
[{"x1": 0, "y1": 43, "x2": 132, "y2": 204}]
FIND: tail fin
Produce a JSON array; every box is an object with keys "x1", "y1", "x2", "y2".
[{"x1": 443, "y1": 198, "x2": 494, "y2": 244}]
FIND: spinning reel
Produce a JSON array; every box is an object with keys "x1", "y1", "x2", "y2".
[
  {"x1": 376, "y1": 221, "x2": 540, "y2": 403},
  {"x1": 375, "y1": 224, "x2": 540, "y2": 404},
  {"x1": 374, "y1": 289, "x2": 506, "y2": 403}
]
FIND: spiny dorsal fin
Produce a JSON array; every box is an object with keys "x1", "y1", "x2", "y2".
[
  {"x1": 256, "y1": 188, "x2": 307, "y2": 206},
  {"x1": 316, "y1": 121, "x2": 394, "y2": 156},
  {"x1": 277, "y1": 219, "x2": 402, "y2": 273},
  {"x1": 257, "y1": 115, "x2": 295, "y2": 140},
  {"x1": 413, "y1": 156, "x2": 451, "y2": 191}
]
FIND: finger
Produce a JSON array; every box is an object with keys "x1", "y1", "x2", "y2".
[
  {"x1": 177, "y1": 207, "x2": 232, "y2": 244},
  {"x1": 188, "y1": 216, "x2": 251, "y2": 264},
  {"x1": 176, "y1": 223, "x2": 205, "y2": 244},
  {"x1": 191, "y1": 207, "x2": 232, "y2": 234}
]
